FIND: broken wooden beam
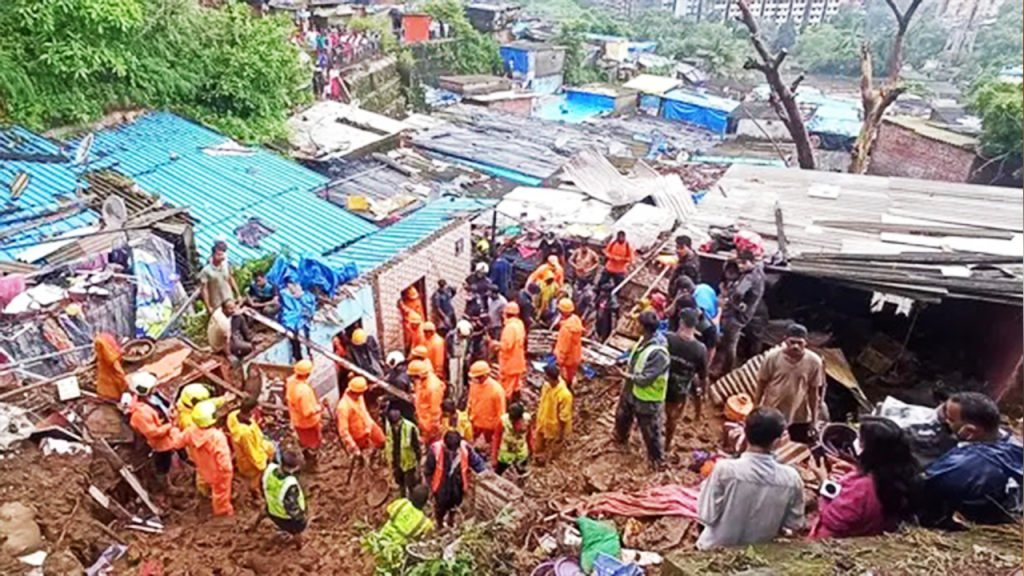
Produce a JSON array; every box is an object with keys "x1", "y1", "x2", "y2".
[
  {"x1": 242, "y1": 309, "x2": 413, "y2": 404},
  {"x1": 181, "y1": 357, "x2": 287, "y2": 413}
]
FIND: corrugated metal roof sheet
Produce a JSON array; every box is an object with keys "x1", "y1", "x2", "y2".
[
  {"x1": 327, "y1": 196, "x2": 496, "y2": 275},
  {"x1": 80, "y1": 112, "x2": 377, "y2": 261},
  {"x1": 0, "y1": 127, "x2": 100, "y2": 261},
  {"x1": 623, "y1": 74, "x2": 683, "y2": 95}
]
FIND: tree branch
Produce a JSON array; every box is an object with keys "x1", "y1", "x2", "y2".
[{"x1": 789, "y1": 74, "x2": 805, "y2": 93}]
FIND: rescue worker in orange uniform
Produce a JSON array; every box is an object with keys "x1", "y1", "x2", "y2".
[
  {"x1": 422, "y1": 322, "x2": 446, "y2": 376},
  {"x1": 176, "y1": 401, "x2": 234, "y2": 516},
  {"x1": 497, "y1": 302, "x2": 526, "y2": 400},
  {"x1": 95, "y1": 332, "x2": 128, "y2": 400},
  {"x1": 285, "y1": 359, "x2": 323, "y2": 467},
  {"x1": 336, "y1": 376, "x2": 386, "y2": 455},
  {"x1": 600, "y1": 230, "x2": 635, "y2": 288},
  {"x1": 554, "y1": 298, "x2": 584, "y2": 385},
  {"x1": 527, "y1": 255, "x2": 565, "y2": 287},
  {"x1": 408, "y1": 360, "x2": 446, "y2": 444},
  {"x1": 120, "y1": 372, "x2": 181, "y2": 491},
  {"x1": 467, "y1": 360, "x2": 506, "y2": 445},
  {"x1": 400, "y1": 287, "x2": 426, "y2": 351},
  {"x1": 409, "y1": 344, "x2": 430, "y2": 366}
]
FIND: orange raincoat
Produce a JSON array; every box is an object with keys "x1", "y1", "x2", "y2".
[
  {"x1": 498, "y1": 316, "x2": 526, "y2": 398},
  {"x1": 425, "y1": 332, "x2": 446, "y2": 376},
  {"x1": 527, "y1": 259, "x2": 565, "y2": 287},
  {"x1": 286, "y1": 375, "x2": 322, "y2": 432},
  {"x1": 554, "y1": 314, "x2": 584, "y2": 383},
  {"x1": 603, "y1": 240, "x2": 635, "y2": 275},
  {"x1": 400, "y1": 292, "x2": 427, "y2": 350},
  {"x1": 468, "y1": 377, "x2": 506, "y2": 435},
  {"x1": 415, "y1": 373, "x2": 447, "y2": 442},
  {"x1": 128, "y1": 399, "x2": 180, "y2": 453},
  {"x1": 335, "y1": 392, "x2": 386, "y2": 453},
  {"x1": 177, "y1": 426, "x2": 234, "y2": 515},
  {"x1": 94, "y1": 333, "x2": 127, "y2": 399}
]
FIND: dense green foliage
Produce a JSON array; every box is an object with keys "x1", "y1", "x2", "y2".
[
  {"x1": 631, "y1": 12, "x2": 747, "y2": 77},
  {"x1": 422, "y1": 0, "x2": 502, "y2": 75},
  {"x1": 795, "y1": 0, "x2": 947, "y2": 77},
  {"x1": 556, "y1": 20, "x2": 605, "y2": 85},
  {"x1": 970, "y1": 80, "x2": 1024, "y2": 157},
  {"x1": 964, "y1": 0, "x2": 1023, "y2": 75},
  {"x1": 0, "y1": 0, "x2": 307, "y2": 143}
]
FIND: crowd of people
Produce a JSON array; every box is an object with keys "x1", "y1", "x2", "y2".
[{"x1": 110, "y1": 229, "x2": 1021, "y2": 554}]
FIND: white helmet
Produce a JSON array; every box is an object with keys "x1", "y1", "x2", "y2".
[
  {"x1": 127, "y1": 372, "x2": 158, "y2": 396},
  {"x1": 457, "y1": 319, "x2": 472, "y2": 336},
  {"x1": 386, "y1": 351, "x2": 405, "y2": 368},
  {"x1": 475, "y1": 262, "x2": 489, "y2": 274}
]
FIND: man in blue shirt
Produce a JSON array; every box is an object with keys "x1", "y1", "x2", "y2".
[{"x1": 921, "y1": 392, "x2": 1023, "y2": 527}]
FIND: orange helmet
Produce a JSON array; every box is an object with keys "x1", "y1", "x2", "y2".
[
  {"x1": 410, "y1": 345, "x2": 429, "y2": 360},
  {"x1": 504, "y1": 301, "x2": 520, "y2": 316},
  {"x1": 469, "y1": 361, "x2": 491, "y2": 378},
  {"x1": 348, "y1": 376, "x2": 368, "y2": 393},
  {"x1": 422, "y1": 321, "x2": 436, "y2": 333},
  {"x1": 405, "y1": 286, "x2": 419, "y2": 299},
  {"x1": 547, "y1": 255, "x2": 559, "y2": 266},
  {"x1": 408, "y1": 311, "x2": 422, "y2": 324},
  {"x1": 351, "y1": 328, "x2": 367, "y2": 346},
  {"x1": 407, "y1": 360, "x2": 431, "y2": 377},
  {"x1": 557, "y1": 298, "x2": 575, "y2": 313},
  {"x1": 293, "y1": 359, "x2": 313, "y2": 376}
]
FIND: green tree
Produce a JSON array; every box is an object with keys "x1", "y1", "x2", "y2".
[
  {"x1": 0, "y1": 0, "x2": 307, "y2": 143},
  {"x1": 632, "y1": 12, "x2": 747, "y2": 77},
  {"x1": 795, "y1": 1, "x2": 948, "y2": 76},
  {"x1": 966, "y1": 0, "x2": 1024, "y2": 73},
  {"x1": 556, "y1": 20, "x2": 604, "y2": 85},
  {"x1": 970, "y1": 80, "x2": 1024, "y2": 157},
  {"x1": 422, "y1": 0, "x2": 502, "y2": 75}
]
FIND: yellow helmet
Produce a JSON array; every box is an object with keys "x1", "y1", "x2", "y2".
[
  {"x1": 191, "y1": 400, "x2": 218, "y2": 428},
  {"x1": 351, "y1": 328, "x2": 367, "y2": 346},
  {"x1": 294, "y1": 359, "x2": 314, "y2": 376},
  {"x1": 178, "y1": 383, "x2": 212, "y2": 408},
  {"x1": 348, "y1": 376, "x2": 368, "y2": 393}
]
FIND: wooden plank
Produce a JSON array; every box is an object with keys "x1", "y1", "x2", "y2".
[
  {"x1": 182, "y1": 357, "x2": 288, "y2": 413},
  {"x1": 242, "y1": 309, "x2": 413, "y2": 404},
  {"x1": 812, "y1": 221, "x2": 1014, "y2": 240}
]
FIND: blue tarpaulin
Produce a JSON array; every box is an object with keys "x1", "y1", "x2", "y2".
[
  {"x1": 639, "y1": 94, "x2": 661, "y2": 112},
  {"x1": 266, "y1": 254, "x2": 358, "y2": 300},
  {"x1": 566, "y1": 90, "x2": 617, "y2": 112},
  {"x1": 660, "y1": 90, "x2": 739, "y2": 135},
  {"x1": 500, "y1": 45, "x2": 531, "y2": 75},
  {"x1": 807, "y1": 100, "x2": 863, "y2": 138}
]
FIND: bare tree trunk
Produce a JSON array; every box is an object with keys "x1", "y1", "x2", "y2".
[
  {"x1": 737, "y1": 0, "x2": 816, "y2": 169},
  {"x1": 848, "y1": 0, "x2": 924, "y2": 173}
]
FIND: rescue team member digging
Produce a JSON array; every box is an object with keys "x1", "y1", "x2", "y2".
[{"x1": 286, "y1": 359, "x2": 323, "y2": 468}]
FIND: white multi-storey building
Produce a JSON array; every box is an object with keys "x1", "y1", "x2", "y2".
[{"x1": 673, "y1": 0, "x2": 852, "y2": 24}]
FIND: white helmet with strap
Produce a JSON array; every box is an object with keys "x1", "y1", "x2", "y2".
[{"x1": 127, "y1": 372, "x2": 158, "y2": 397}]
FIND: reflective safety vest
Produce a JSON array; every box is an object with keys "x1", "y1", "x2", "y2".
[
  {"x1": 430, "y1": 441, "x2": 469, "y2": 495},
  {"x1": 497, "y1": 412, "x2": 531, "y2": 464},
  {"x1": 628, "y1": 339, "x2": 669, "y2": 403},
  {"x1": 385, "y1": 419, "x2": 418, "y2": 472},
  {"x1": 262, "y1": 464, "x2": 306, "y2": 520},
  {"x1": 380, "y1": 498, "x2": 433, "y2": 543}
]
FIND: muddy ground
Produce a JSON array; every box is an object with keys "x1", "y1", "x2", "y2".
[{"x1": 2, "y1": 371, "x2": 1021, "y2": 575}]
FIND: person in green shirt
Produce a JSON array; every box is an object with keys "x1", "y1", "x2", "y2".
[{"x1": 379, "y1": 485, "x2": 434, "y2": 545}]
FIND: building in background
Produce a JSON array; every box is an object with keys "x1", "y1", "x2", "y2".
[{"x1": 674, "y1": 0, "x2": 853, "y2": 24}]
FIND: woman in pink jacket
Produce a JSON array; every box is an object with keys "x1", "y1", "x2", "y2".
[{"x1": 810, "y1": 417, "x2": 918, "y2": 539}]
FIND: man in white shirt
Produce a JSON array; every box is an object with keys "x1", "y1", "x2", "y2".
[{"x1": 696, "y1": 406, "x2": 805, "y2": 549}]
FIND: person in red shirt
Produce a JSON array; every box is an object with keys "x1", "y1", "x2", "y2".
[{"x1": 600, "y1": 231, "x2": 635, "y2": 288}]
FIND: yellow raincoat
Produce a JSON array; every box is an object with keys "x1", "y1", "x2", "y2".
[{"x1": 226, "y1": 410, "x2": 275, "y2": 479}]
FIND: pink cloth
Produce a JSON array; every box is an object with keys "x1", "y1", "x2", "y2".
[
  {"x1": 0, "y1": 275, "x2": 26, "y2": 309},
  {"x1": 810, "y1": 473, "x2": 896, "y2": 539},
  {"x1": 568, "y1": 484, "x2": 700, "y2": 519}
]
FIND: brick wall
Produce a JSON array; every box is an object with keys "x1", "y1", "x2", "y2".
[
  {"x1": 372, "y1": 220, "x2": 472, "y2": 353},
  {"x1": 868, "y1": 122, "x2": 976, "y2": 182}
]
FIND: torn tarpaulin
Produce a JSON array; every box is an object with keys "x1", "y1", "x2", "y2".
[
  {"x1": 265, "y1": 254, "x2": 358, "y2": 298},
  {"x1": 562, "y1": 484, "x2": 700, "y2": 519}
]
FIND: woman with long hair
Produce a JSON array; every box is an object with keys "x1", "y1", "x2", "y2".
[{"x1": 810, "y1": 417, "x2": 918, "y2": 539}]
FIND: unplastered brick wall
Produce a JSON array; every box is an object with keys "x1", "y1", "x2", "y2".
[
  {"x1": 372, "y1": 219, "x2": 472, "y2": 353},
  {"x1": 868, "y1": 122, "x2": 976, "y2": 182}
]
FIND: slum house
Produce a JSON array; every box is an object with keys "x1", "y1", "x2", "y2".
[
  {"x1": 622, "y1": 74, "x2": 684, "y2": 115},
  {"x1": 653, "y1": 89, "x2": 741, "y2": 136},
  {"x1": 499, "y1": 41, "x2": 567, "y2": 95},
  {"x1": 867, "y1": 117, "x2": 981, "y2": 183},
  {"x1": 464, "y1": 3, "x2": 523, "y2": 33},
  {"x1": 684, "y1": 164, "x2": 1023, "y2": 410},
  {"x1": 286, "y1": 101, "x2": 412, "y2": 165}
]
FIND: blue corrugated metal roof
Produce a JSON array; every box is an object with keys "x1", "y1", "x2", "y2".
[
  {"x1": 0, "y1": 128, "x2": 100, "y2": 261},
  {"x1": 327, "y1": 196, "x2": 496, "y2": 275},
  {"x1": 80, "y1": 112, "x2": 378, "y2": 262}
]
